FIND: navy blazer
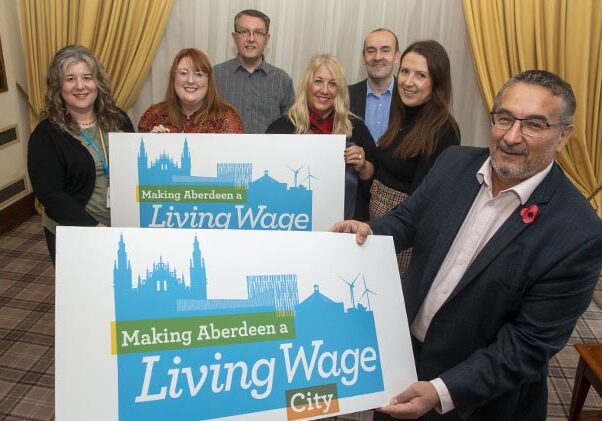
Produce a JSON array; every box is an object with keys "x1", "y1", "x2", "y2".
[
  {"x1": 370, "y1": 146, "x2": 602, "y2": 420},
  {"x1": 348, "y1": 78, "x2": 397, "y2": 123}
]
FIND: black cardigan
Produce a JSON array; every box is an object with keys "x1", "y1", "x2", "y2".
[
  {"x1": 266, "y1": 115, "x2": 376, "y2": 221},
  {"x1": 27, "y1": 111, "x2": 134, "y2": 226}
]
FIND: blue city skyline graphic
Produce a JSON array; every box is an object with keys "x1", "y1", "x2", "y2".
[
  {"x1": 137, "y1": 139, "x2": 314, "y2": 230},
  {"x1": 112, "y1": 234, "x2": 384, "y2": 420}
]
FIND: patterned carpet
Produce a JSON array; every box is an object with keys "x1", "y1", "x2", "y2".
[{"x1": 0, "y1": 215, "x2": 600, "y2": 420}]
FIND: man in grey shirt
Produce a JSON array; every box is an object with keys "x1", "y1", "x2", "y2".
[{"x1": 213, "y1": 9, "x2": 295, "y2": 134}]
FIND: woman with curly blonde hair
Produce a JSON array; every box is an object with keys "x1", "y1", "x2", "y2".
[
  {"x1": 267, "y1": 54, "x2": 376, "y2": 220},
  {"x1": 28, "y1": 44, "x2": 134, "y2": 264}
]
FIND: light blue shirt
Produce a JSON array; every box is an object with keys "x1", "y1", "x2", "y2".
[{"x1": 365, "y1": 78, "x2": 395, "y2": 144}]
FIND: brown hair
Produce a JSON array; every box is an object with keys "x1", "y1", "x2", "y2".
[
  {"x1": 164, "y1": 48, "x2": 234, "y2": 128},
  {"x1": 379, "y1": 40, "x2": 459, "y2": 158},
  {"x1": 42, "y1": 44, "x2": 124, "y2": 135},
  {"x1": 234, "y1": 9, "x2": 270, "y2": 33}
]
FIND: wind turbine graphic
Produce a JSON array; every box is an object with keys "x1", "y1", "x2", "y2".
[
  {"x1": 303, "y1": 167, "x2": 318, "y2": 190},
  {"x1": 287, "y1": 165, "x2": 304, "y2": 187},
  {"x1": 338, "y1": 273, "x2": 360, "y2": 309},
  {"x1": 358, "y1": 275, "x2": 376, "y2": 310}
]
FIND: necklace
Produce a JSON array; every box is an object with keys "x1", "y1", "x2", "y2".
[{"x1": 77, "y1": 118, "x2": 97, "y2": 126}]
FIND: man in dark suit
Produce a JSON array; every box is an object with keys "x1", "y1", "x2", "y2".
[
  {"x1": 348, "y1": 28, "x2": 401, "y2": 144},
  {"x1": 332, "y1": 70, "x2": 602, "y2": 420}
]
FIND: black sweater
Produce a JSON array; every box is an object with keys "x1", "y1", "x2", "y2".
[
  {"x1": 27, "y1": 112, "x2": 134, "y2": 226},
  {"x1": 376, "y1": 105, "x2": 460, "y2": 194}
]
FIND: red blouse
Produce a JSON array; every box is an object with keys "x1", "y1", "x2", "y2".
[{"x1": 137, "y1": 102, "x2": 244, "y2": 133}]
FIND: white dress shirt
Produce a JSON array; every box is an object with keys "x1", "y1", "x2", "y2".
[{"x1": 412, "y1": 158, "x2": 553, "y2": 414}]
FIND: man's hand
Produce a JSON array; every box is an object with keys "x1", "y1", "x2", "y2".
[
  {"x1": 329, "y1": 220, "x2": 372, "y2": 245},
  {"x1": 377, "y1": 381, "x2": 441, "y2": 419}
]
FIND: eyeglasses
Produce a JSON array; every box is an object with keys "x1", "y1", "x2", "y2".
[
  {"x1": 490, "y1": 112, "x2": 564, "y2": 137},
  {"x1": 174, "y1": 69, "x2": 208, "y2": 82},
  {"x1": 235, "y1": 29, "x2": 267, "y2": 39}
]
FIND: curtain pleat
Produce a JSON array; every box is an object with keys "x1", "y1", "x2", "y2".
[{"x1": 20, "y1": 0, "x2": 174, "y2": 127}]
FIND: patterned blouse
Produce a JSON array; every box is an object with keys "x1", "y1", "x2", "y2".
[{"x1": 137, "y1": 102, "x2": 244, "y2": 133}]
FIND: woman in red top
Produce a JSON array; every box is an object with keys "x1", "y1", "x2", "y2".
[{"x1": 138, "y1": 48, "x2": 243, "y2": 133}]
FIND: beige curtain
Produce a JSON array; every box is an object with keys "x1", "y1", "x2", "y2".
[
  {"x1": 463, "y1": 0, "x2": 602, "y2": 215},
  {"x1": 20, "y1": 0, "x2": 174, "y2": 125},
  {"x1": 131, "y1": 0, "x2": 491, "y2": 149}
]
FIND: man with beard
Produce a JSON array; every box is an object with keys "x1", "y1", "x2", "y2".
[
  {"x1": 214, "y1": 9, "x2": 294, "y2": 134},
  {"x1": 331, "y1": 70, "x2": 602, "y2": 420},
  {"x1": 348, "y1": 28, "x2": 401, "y2": 144}
]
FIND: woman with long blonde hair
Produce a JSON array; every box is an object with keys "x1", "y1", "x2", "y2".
[{"x1": 267, "y1": 54, "x2": 376, "y2": 220}]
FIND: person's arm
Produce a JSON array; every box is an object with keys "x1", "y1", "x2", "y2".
[
  {"x1": 329, "y1": 219, "x2": 372, "y2": 245},
  {"x1": 333, "y1": 161, "x2": 427, "y2": 250},
  {"x1": 378, "y1": 381, "x2": 441, "y2": 418},
  {"x1": 345, "y1": 145, "x2": 374, "y2": 180},
  {"x1": 438, "y1": 236, "x2": 601, "y2": 419},
  {"x1": 265, "y1": 117, "x2": 293, "y2": 134},
  {"x1": 346, "y1": 119, "x2": 376, "y2": 180},
  {"x1": 118, "y1": 109, "x2": 135, "y2": 133},
  {"x1": 280, "y1": 76, "x2": 295, "y2": 115},
  {"x1": 27, "y1": 123, "x2": 98, "y2": 226},
  {"x1": 357, "y1": 160, "x2": 374, "y2": 180}
]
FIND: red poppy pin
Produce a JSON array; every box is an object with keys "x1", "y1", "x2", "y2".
[{"x1": 520, "y1": 204, "x2": 539, "y2": 224}]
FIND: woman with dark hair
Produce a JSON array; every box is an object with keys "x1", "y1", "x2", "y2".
[
  {"x1": 267, "y1": 54, "x2": 376, "y2": 221},
  {"x1": 138, "y1": 48, "x2": 242, "y2": 133},
  {"x1": 27, "y1": 44, "x2": 135, "y2": 264},
  {"x1": 371, "y1": 40, "x2": 460, "y2": 274}
]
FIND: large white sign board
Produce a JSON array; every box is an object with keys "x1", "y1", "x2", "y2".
[
  {"x1": 56, "y1": 227, "x2": 417, "y2": 420},
  {"x1": 109, "y1": 134, "x2": 345, "y2": 231}
]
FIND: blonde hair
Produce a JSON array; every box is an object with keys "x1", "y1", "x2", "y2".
[{"x1": 288, "y1": 54, "x2": 353, "y2": 137}]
